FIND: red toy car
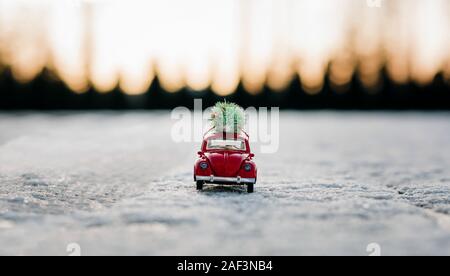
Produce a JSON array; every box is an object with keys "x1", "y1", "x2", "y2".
[{"x1": 194, "y1": 131, "x2": 257, "y2": 193}]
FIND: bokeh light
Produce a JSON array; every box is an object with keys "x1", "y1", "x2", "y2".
[{"x1": 0, "y1": 0, "x2": 449, "y2": 95}]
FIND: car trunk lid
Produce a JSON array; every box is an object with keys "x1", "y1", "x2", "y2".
[{"x1": 205, "y1": 152, "x2": 246, "y2": 177}]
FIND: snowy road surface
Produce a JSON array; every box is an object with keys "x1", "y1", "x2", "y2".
[{"x1": 0, "y1": 112, "x2": 450, "y2": 256}]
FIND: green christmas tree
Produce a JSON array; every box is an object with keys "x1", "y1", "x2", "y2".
[{"x1": 210, "y1": 101, "x2": 246, "y2": 134}]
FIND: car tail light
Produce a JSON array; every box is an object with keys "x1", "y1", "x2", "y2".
[{"x1": 200, "y1": 162, "x2": 209, "y2": 170}]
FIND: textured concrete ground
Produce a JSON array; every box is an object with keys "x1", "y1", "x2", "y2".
[{"x1": 0, "y1": 112, "x2": 449, "y2": 256}]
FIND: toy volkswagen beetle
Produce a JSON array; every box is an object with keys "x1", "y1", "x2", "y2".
[{"x1": 194, "y1": 131, "x2": 257, "y2": 193}]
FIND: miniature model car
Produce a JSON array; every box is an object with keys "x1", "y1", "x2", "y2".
[{"x1": 194, "y1": 132, "x2": 257, "y2": 193}]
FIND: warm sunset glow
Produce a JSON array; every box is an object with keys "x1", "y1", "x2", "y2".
[{"x1": 0, "y1": 0, "x2": 449, "y2": 95}]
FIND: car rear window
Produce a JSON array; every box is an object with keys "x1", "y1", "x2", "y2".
[{"x1": 207, "y1": 139, "x2": 246, "y2": 151}]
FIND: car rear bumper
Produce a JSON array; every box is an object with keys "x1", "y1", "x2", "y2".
[{"x1": 195, "y1": 175, "x2": 256, "y2": 184}]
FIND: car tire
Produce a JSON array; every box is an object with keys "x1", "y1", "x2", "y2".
[
  {"x1": 247, "y1": 183, "x2": 254, "y2": 193},
  {"x1": 196, "y1": 181, "x2": 204, "y2": 191}
]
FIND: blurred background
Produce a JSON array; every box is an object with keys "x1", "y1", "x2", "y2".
[
  {"x1": 0, "y1": 0, "x2": 449, "y2": 110},
  {"x1": 1, "y1": 1, "x2": 450, "y2": 256}
]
